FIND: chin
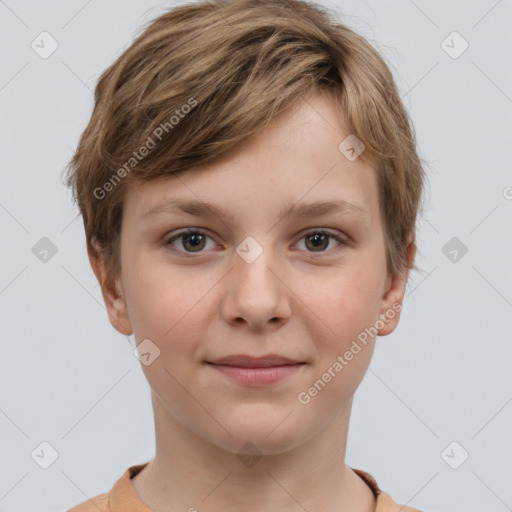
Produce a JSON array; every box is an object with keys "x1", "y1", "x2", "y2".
[{"x1": 207, "y1": 414, "x2": 311, "y2": 457}]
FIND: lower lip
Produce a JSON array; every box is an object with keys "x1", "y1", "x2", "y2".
[{"x1": 207, "y1": 363, "x2": 304, "y2": 386}]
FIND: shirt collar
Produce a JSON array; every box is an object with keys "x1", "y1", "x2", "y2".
[{"x1": 109, "y1": 462, "x2": 407, "y2": 512}]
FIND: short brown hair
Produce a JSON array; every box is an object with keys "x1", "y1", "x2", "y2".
[{"x1": 62, "y1": 0, "x2": 428, "y2": 288}]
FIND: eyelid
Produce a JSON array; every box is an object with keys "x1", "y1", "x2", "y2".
[
  {"x1": 294, "y1": 228, "x2": 347, "y2": 252},
  {"x1": 164, "y1": 228, "x2": 217, "y2": 256},
  {"x1": 163, "y1": 227, "x2": 348, "y2": 257}
]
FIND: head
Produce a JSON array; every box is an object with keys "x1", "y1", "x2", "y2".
[{"x1": 63, "y1": 0, "x2": 427, "y2": 456}]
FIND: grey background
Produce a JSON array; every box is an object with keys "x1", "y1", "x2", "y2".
[{"x1": 1, "y1": 1, "x2": 511, "y2": 511}]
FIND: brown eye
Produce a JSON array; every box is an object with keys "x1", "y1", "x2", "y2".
[
  {"x1": 296, "y1": 230, "x2": 345, "y2": 253},
  {"x1": 181, "y1": 232, "x2": 206, "y2": 252},
  {"x1": 165, "y1": 229, "x2": 214, "y2": 255},
  {"x1": 164, "y1": 228, "x2": 346, "y2": 258}
]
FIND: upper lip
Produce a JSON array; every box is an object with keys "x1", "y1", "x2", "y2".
[{"x1": 207, "y1": 354, "x2": 303, "y2": 368}]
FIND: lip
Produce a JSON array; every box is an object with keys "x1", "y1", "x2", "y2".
[
  {"x1": 205, "y1": 354, "x2": 306, "y2": 387},
  {"x1": 207, "y1": 354, "x2": 302, "y2": 368},
  {"x1": 207, "y1": 363, "x2": 305, "y2": 386}
]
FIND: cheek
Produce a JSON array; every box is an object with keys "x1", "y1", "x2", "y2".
[
  {"x1": 299, "y1": 262, "x2": 382, "y2": 342},
  {"x1": 297, "y1": 270, "x2": 379, "y2": 406},
  {"x1": 124, "y1": 255, "x2": 192, "y2": 336},
  {"x1": 293, "y1": 265, "x2": 382, "y2": 402},
  {"x1": 126, "y1": 264, "x2": 216, "y2": 369}
]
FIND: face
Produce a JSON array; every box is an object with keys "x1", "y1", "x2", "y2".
[{"x1": 92, "y1": 91, "x2": 414, "y2": 456}]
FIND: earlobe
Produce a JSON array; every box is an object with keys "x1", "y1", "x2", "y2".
[
  {"x1": 376, "y1": 238, "x2": 416, "y2": 337},
  {"x1": 88, "y1": 240, "x2": 133, "y2": 336},
  {"x1": 107, "y1": 279, "x2": 133, "y2": 336},
  {"x1": 376, "y1": 273, "x2": 407, "y2": 337}
]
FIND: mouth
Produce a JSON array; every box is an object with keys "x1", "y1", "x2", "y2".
[
  {"x1": 206, "y1": 353, "x2": 304, "y2": 368},
  {"x1": 205, "y1": 354, "x2": 306, "y2": 386}
]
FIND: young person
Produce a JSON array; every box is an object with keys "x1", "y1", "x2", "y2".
[{"x1": 65, "y1": 1, "x2": 427, "y2": 510}]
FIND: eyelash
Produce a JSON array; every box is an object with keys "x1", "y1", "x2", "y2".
[{"x1": 163, "y1": 228, "x2": 347, "y2": 258}]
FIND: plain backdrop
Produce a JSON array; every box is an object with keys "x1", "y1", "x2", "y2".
[{"x1": 1, "y1": 1, "x2": 511, "y2": 511}]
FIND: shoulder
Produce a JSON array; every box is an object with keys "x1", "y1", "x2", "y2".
[
  {"x1": 351, "y1": 468, "x2": 424, "y2": 512},
  {"x1": 376, "y1": 490, "x2": 422, "y2": 512},
  {"x1": 66, "y1": 461, "x2": 151, "y2": 512},
  {"x1": 67, "y1": 492, "x2": 110, "y2": 512},
  {"x1": 377, "y1": 490, "x2": 423, "y2": 512}
]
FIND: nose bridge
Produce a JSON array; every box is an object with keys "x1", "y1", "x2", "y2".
[
  {"x1": 222, "y1": 233, "x2": 291, "y2": 327},
  {"x1": 234, "y1": 233, "x2": 279, "y2": 289}
]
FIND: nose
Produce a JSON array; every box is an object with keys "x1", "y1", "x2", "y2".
[{"x1": 220, "y1": 240, "x2": 291, "y2": 331}]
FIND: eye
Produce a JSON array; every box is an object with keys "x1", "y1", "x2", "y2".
[
  {"x1": 164, "y1": 229, "x2": 216, "y2": 256},
  {"x1": 295, "y1": 229, "x2": 345, "y2": 254},
  {"x1": 164, "y1": 228, "x2": 346, "y2": 257}
]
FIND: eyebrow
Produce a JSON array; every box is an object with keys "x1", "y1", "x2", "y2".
[{"x1": 141, "y1": 198, "x2": 369, "y2": 223}]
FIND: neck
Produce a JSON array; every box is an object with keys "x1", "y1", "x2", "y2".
[{"x1": 130, "y1": 392, "x2": 376, "y2": 512}]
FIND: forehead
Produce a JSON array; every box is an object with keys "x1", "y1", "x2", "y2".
[{"x1": 124, "y1": 92, "x2": 381, "y2": 229}]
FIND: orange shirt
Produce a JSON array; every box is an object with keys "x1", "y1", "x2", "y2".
[{"x1": 68, "y1": 462, "x2": 423, "y2": 512}]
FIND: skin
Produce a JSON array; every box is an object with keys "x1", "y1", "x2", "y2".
[{"x1": 90, "y1": 90, "x2": 416, "y2": 512}]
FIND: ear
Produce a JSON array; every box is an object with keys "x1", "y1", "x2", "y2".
[
  {"x1": 376, "y1": 236, "x2": 417, "y2": 337},
  {"x1": 88, "y1": 240, "x2": 133, "y2": 336}
]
